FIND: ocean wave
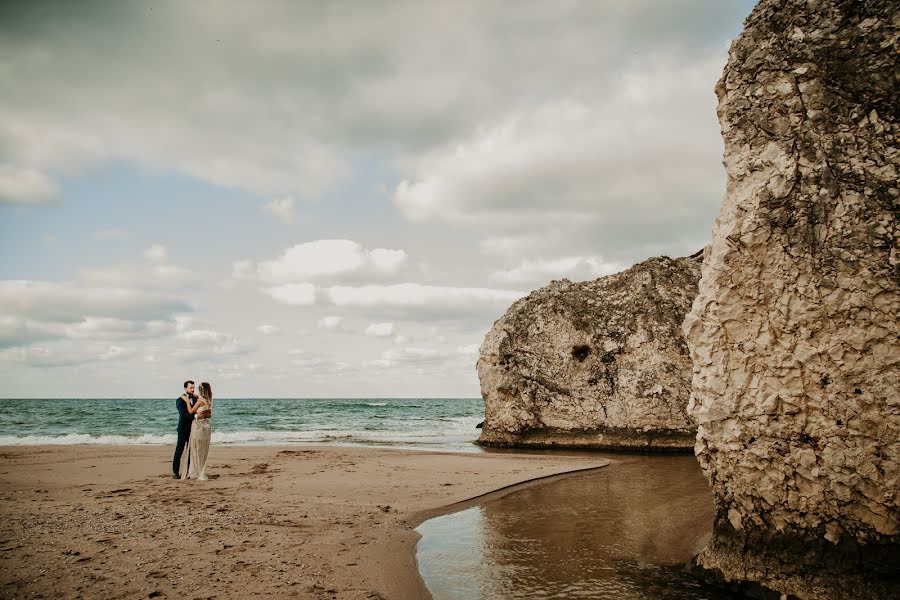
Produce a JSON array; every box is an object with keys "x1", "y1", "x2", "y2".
[
  {"x1": 366, "y1": 402, "x2": 388, "y2": 406},
  {"x1": 0, "y1": 427, "x2": 481, "y2": 446},
  {"x1": 0, "y1": 433, "x2": 177, "y2": 445}
]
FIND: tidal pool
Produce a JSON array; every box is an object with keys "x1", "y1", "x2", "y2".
[{"x1": 416, "y1": 454, "x2": 746, "y2": 599}]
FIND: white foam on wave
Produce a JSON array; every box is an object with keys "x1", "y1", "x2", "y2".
[
  {"x1": 366, "y1": 402, "x2": 388, "y2": 406},
  {"x1": 0, "y1": 427, "x2": 481, "y2": 447},
  {"x1": 0, "y1": 431, "x2": 331, "y2": 446},
  {"x1": 0, "y1": 433, "x2": 177, "y2": 445}
]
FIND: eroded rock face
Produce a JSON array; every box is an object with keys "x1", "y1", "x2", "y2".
[
  {"x1": 683, "y1": 1, "x2": 899, "y2": 597},
  {"x1": 477, "y1": 255, "x2": 701, "y2": 451}
]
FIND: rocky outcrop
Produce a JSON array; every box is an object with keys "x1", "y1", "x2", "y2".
[
  {"x1": 683, "y1": 1, "x2": 899, "y2": 598},
  {"x1": 477, "y1": 255, "x2": 701, "y2": 451}
]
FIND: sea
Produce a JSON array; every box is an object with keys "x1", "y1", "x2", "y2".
[{"x1": 0, "y1": 398, "x2": 484, "y2": 451}]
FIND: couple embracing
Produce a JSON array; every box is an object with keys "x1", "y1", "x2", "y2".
[{"x1": 172, "y1": 380, "x2": 213, "y2": 480}]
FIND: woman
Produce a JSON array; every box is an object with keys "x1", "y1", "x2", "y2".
[{"x1": 183, "y1": 382, "x2": 213, "y2": 481}]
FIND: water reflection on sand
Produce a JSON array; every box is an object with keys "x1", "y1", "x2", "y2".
[{"x1": 417, "y1": 455, "x2": 746, "y2": 599}]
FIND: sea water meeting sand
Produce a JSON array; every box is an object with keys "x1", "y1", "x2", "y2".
[
  {"x1": 0, "y1": 399, "x2": 727, "y2": 599},
  {"x1": 0, "y1": 398, "x2": 484, "y2": 450}
]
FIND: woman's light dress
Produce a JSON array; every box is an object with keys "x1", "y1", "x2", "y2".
[{"x1": 182, "y1": 398, "x2": 212, "y2": 480}]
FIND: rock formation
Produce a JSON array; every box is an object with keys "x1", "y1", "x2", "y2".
[
  {"x1": 477, "y1": 255, "x2": 701, "y2": 451},
  {"x1": 683, "y1": 0, "x2": 899, "y2": 597}
]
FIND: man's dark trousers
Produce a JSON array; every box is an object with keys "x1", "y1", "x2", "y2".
[{"x1": 172, "y1": 395, "x2": 194, "y2": 477}]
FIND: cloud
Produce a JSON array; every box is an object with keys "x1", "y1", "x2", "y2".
[
  {"x1": 0, "y1": 271, "x2": 196, "y2": 358},
  {"x1": 0, "y1": 165, "x2": 57, "y2": 203},
  {"x1": 258, "y1": 280, "x2": 525, "y2": 325},
  {"x1": 173, "y1": 328, "x2": 251, "y2": 361},
  {"x1": 323, "y1": 283, "x2": 525, "y2": 319},
  {"x1": 0, "y1": 280, "x2": 191, "y2": 323},
  {"x1": 363, "y1": 343, "x2": 478, "y2": 369},
  {"x1": 489, "y1": 256, "x2": 624, "y2": 285},
  {"x1": 0, "y1": 1, "x2": 746, "y2": 203},
  {"x1": 364, "y1": 322, "x2": 394, "y2": 337},
  {"x1": 248, "y1": 239, "x2": 408, "y2": 284},
  {"x1": 231, "y1": 260, "x2": 255, "y2": 280},
  {"x1": 0, "y1": 342, "x2": 138, "y2": 367},
  {"x1": 0, "y1": 316, "x2": 57, "y2": 349},
  {"x1": 316, "y1": 315, "x2": 344, "y2": 330},
  {"x1": 392, "y1": 56, "x2": 728, "y2": 260},
  {"x1": 81, "y1": 246, "x2": 192, "y2": 289},
  {"x1": 262, "y1": 283, "x2": 317, "y2": 306},
  {"x1": 81, "y1": 264, "x2": 193, "y2": 288},
  {"x1": 367, "y1": 249, "x2": 407, "y2": 273},
  {"x1": 98, "y1": 345, "x2": 136, "y2": 361},
  {"x1": 479, "y1": 232, "x2": 562, "y2": 258},
  {"x1": 288, "y1": 348, "x2": 350, "y2": 373},
  {"x1": 0, "y1": 345, "x2": 92, "y2": 368},
  {"x1": 455, "y1": 344, "x2": 480, "y2": 356},
  {"x1": 263, "y1": 195, "x2": 296, "y2": 223},
  {"x1": 213, "y1": 362, "x2": 264, "y2": 380},
  {"x1": 143, "y1": 244, "x2": 167, "y2": 262},
  {"x1": 257, "y1": 324, "x2": 279, "y2": 335}
]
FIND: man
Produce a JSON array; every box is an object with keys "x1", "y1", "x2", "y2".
[{"x1": 172, "y1": 380, "x2": 196, "y2": 479}]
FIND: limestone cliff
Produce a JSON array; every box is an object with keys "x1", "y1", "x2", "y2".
[
  {"x1": 683, "y1": 0, "x2": 899, "y2": 597},
  {"x1": 477, "y1": 255, "x2": 701, "y2": 451}
]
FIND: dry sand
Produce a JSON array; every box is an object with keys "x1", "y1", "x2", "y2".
[{"x1": 0, "y1": 444, "x2": 608, "y2": 599}]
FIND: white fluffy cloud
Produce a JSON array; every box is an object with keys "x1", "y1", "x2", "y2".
[
  {"x1": 143, "y1": 244, "x2": 167, "y2": 262},
  {"x1": 489, "y1": 256, "x2": 624, "y2": 285},
  {"x1": 173, "y1": 328, "x2": 250, "y2": 361},
  {"x1": 364, "y1": 322, "x2": 394, "y2": 337},
  {"x1": 262, "y1": 283, "x2": 317, "y2": 306},
  {"x1": 455, "y1": 344, "x2": 480, "y2": 356},
  {"x1": 257, "y1": 324, "x2": 279, "y2": 335},
  {"x1": 316, "y1": 315, "x2": 344, "y2": 330},
  {"x1": 0, "y1": 165, "x2": 57, "y2": 203},
  {"x1": 263, "y1": 195, "x2": 296, "y2": 223},
  {"x1": 244, "y1": 239, "x2": 408, "y2": 284}
]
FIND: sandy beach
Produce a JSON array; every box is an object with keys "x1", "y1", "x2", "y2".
[{"x1": 0, "y1": 444, "x2": 608, "y2": 599}]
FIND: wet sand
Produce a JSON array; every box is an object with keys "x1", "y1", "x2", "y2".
[{"x1": 0, "y1": 445, "x2": 607, "y2": 599}]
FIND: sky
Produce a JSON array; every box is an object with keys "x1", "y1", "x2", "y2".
[{"x1": 0, "y1": 0, "x2": 757, "y2": 398}]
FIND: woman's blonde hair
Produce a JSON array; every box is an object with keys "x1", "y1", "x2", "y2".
[{"x1": 199, "y1": 382, "x2": 213, "y2": 401}]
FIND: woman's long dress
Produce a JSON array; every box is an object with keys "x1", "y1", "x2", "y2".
[
  {"x1": 186, "y1": 405, "x2": 212, "y2": 480},
  {"x1": 179, "y1": 400, "x2": 212, "y2": 480}
]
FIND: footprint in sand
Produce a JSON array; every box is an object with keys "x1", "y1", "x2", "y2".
[{"x1": 250, "y1": 463, "x2": 269, "y2": 475}]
